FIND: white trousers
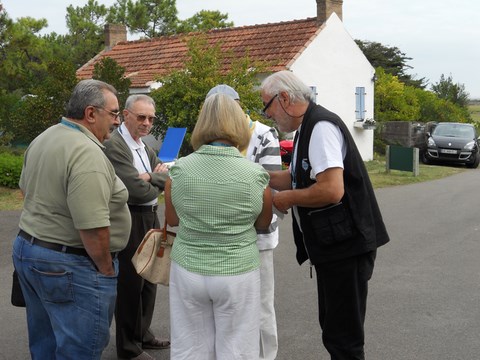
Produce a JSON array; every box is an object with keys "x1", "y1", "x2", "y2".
[
  {"x1": 259, "y1": 249, "x2": 278, "y2": 360},
  {"x1": 169, "y1": 261, "x2": 261, "y2": 360}
]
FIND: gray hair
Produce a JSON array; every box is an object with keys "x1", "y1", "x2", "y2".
[
  {"x1": 261, "y1": 71, "x2": 314, "y2": 103},
  {"x1": 125, "y1": 94, "x2": 155, "y2": 110},
  {"x1": 66, "y1": 79, "x2": 117, "y2": 119}
]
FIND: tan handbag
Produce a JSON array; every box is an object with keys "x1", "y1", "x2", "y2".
[{"x1": 131, "y1": 224, "x2": 175, "y2": 286}]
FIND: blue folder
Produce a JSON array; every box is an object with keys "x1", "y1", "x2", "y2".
[{"x1": 158, "y1": 127, "x2": 187, "y2": 162}]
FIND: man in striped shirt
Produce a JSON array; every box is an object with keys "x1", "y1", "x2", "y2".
[{"x1": 206, "y1": 85, "x2": 283, "y2": 360}]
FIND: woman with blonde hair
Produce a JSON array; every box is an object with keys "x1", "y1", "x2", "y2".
[{"x1": 165, "y1": 93, "x2": 273, "y2": 360}]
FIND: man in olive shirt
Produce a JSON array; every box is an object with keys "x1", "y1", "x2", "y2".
[
  {"x1": 13, "y1": 79, "x2": 131, "y2": 360},
  {"x1": 105, "y1": 94, "x2": 169, "y2": 360}
]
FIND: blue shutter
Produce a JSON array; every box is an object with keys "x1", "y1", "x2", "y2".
[{"x1": 355, "y1": 87, "x2": 365, "y2": 120}]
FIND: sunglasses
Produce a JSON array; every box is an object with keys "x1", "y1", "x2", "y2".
[{"x1": 127, "y1": 110, "x2": 157, "y2": 123}]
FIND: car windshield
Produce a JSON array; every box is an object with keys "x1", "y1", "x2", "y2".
[{"x1": 432, "y1": 124, "x2": 474, "y2": 139}]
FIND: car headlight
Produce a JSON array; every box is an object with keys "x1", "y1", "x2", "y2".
[
  {"x1": 463, "y1": 141, "x2": 475, "y2": 150},
  {"x1": 427, "y1": 137, "x2": 436, "y2": 147}
]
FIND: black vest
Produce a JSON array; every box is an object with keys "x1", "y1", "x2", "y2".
[{"x1": 292, "y1": 102, "x2": 389, "y2": 265}]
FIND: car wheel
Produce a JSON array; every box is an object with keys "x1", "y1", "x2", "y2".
[
  {"x1": 420, "y1": 150, "x2": 431, "y2": 164},
  {"x1": 466, "y1": 153, "x2": 480, "y2": 169}
]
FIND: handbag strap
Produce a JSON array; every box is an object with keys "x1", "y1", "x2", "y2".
[{"x1": 163, "y1": 214, "x2": 168, "y2": 238}]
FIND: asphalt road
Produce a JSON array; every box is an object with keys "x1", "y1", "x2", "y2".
[{"x1": 1, "y1": 168, "x2": 480, "y2": 359}]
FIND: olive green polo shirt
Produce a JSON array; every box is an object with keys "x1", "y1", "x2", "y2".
[{"x1": 19, "y1": 118, "x2": 131, "y2": 252}]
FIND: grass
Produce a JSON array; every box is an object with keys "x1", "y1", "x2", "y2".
[
  {"x1": 0, "y1": 187, "x2": 24, "y2": 211},
  {"x1": 365, "y1": 156, "x2": 465, "y2": 188},
  {"x1": 469, "y1": 103, "x2": 480, "y2": 123},
  {"x1": 0, "y1": 156, "x2": 467, "y2": 211},
  {"x1": 0, "y1": 187, "x2": 164, "y2": 211}
]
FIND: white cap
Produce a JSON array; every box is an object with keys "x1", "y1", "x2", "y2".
[{"x1": 206, "y1": 84, "x2": 240, "y2": 100}]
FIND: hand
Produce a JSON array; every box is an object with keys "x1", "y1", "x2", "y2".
[
  {"x1": 153, "y1": 163, "x2": 169, "y2": 173},
  {"x1": 97, "y1": 263, "x2": 115, "y2": 276},
  {"x1": 272, "y1": 191, "x2": 292, "y2": 214},
  {"x1": 138, "y1": 172, "x2": 151, "y2": 182}
]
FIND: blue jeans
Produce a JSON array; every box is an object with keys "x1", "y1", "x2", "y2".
[{"x1": 12, "y1": 235, "x2": 119, "y2": 360}]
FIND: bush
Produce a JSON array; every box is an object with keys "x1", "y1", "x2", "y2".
[{"x1": 0, "y1": 151, "x2": 23, "y2": 188}]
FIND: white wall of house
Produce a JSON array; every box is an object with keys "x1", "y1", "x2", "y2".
[{"x1": 290, "y1": 13, "x2": 376, "y2": 160}]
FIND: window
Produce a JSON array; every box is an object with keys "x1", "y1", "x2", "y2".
[{"x1": 355, "y1": 87, "x2": 366, "y2": 120}]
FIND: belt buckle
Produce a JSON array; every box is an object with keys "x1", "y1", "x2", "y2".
[{"x1": 151, "y1": 205, "x2": 157, "y2": 212}]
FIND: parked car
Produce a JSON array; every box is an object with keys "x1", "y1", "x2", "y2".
[{"x1": 422, "y1": 122, "x2": 480, "y2": 168}]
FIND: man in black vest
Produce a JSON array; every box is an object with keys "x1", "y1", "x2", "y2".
[{"x1": 261, "y1": 71, "x2": 389, "y2": 360}]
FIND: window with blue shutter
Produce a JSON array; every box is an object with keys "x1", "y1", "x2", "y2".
[{"x1": 355, "y1": 87, "x2": 366, "y2": 120}]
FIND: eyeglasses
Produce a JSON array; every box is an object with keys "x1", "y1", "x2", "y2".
[
  {"x1": 127, "y1": 109, "x2": 157, "y2": 123},
  {"x1": 92, "y1": 106, "x2": 121, "y2": 120},
  {"x1": 262, "y1": 94, "x2": 278, "y2": 115}
]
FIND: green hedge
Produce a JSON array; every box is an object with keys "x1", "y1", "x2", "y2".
[{"x1": 0, "y1": 151, "x2": 23, "y2": 188}]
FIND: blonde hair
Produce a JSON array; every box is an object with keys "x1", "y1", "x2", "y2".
[{"x1": 191, "y1": 93, "x2": 250, "y2": 151}]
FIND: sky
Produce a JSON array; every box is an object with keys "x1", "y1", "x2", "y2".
[{"x1": 2, "y1": 0, "x2": 480, "y2": 99}]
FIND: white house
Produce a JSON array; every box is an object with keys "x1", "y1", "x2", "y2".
[
  {"x1": 288, "y1": 13, "x2": 376, "y2": 160},
  {"x1": 77, "y1": 0, "x2": 376, "y2": 159}
]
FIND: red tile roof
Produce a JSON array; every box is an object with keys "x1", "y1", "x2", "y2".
[{"x1": 77, "y1": 18, "x2": 321, "y2": 88}]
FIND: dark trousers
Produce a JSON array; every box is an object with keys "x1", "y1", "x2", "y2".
[
  {"x1": 314, "y1": 251, "x2": 376, "y2": 360},
  {"x1": 115, "y1": 210, "x2": 160, "y2": 358}
]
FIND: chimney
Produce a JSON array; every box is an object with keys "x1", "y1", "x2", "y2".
[
  {"x1": 104, "y1": 24, "x2": 127, "y2": 49},
  {"x1": 316, "y1": 0, "x2": 343, "y2": 25}
]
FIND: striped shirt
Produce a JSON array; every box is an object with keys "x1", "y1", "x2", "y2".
[
  {"x1": 169, "y1": 145, "x2": 269, "y2": 276},
  {"x1": 246, "y1": 120, "x2": 283, "y2": 250}
]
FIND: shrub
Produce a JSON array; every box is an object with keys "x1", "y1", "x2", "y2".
[{"x1": 0, "y1": 151, "x2": 23, "y2": 188}]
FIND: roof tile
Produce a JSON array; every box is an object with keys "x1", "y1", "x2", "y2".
[{"x1": 77, "y1": 18, "x2": 320, "y2": 88}]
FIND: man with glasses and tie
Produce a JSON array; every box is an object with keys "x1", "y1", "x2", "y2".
[
  {"x1": 105, "y1": 95, "x2": 170, "y2": 360},
  {"x1": 13, "y1": 79, "x2": 131, "y2": 359}
]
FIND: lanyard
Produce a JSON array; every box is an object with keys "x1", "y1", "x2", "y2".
[
  {"x1": 119, "y1": 125, "x2": 149, "y2": 172},
  {"x1": 61, "y1": 119, "x2": 81, "y2": 131},
  {"x1": 135, "y1": 149, "x2": 149, "y2": 172}
]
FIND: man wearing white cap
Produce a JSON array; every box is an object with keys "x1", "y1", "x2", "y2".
[{"x1": 206, "y1": 85, "x2": 282, "y2": 360}]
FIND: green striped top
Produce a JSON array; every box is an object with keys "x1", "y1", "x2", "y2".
[{"x1": 169, "y1": 144, "x2": 269, "y2": 276}]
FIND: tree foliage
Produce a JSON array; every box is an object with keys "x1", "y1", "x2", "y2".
[
  {"x1": 176, "y1": 10, "x2": 234, "y2": 33},
  {"x1": 0, "y1": 16, "x2": 51, "y2": 92},
  {"x1": 374, "y1": 67, "x2": 420, "y2": 122},
  {"x1": 356, "y1": 40, "x2": 426, "y2": 88},
  {"x1": 108, "y1": 0, "x2": 179, "y2": 37},
  {"x1": 0, "y1": 1, "x2": 239, "y2": 145},
  {"x1": 431, "y1": 73, "x2": 470, "y2": 108},
  {"x1": 0, "y1": 6, "x2": 78, "y2": 143},
  {"x1": 413, "y1": 87, "x2": 471, "y2": 123},
  {"x1": 150, "y1": 37, "x2": 265, "y2": 155},
  {"x1": 374, "y1": 68, "x2": 471, "y2": 124},
  {"x1": 92, "y1": 57, "x2": 131, "y2": 108},
  {"x1": 65, "y1": 0, "x2": 109, "y2": 67},
  {"x1": 9, "y1": 60, "x2": 78, "y2": 144}
]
